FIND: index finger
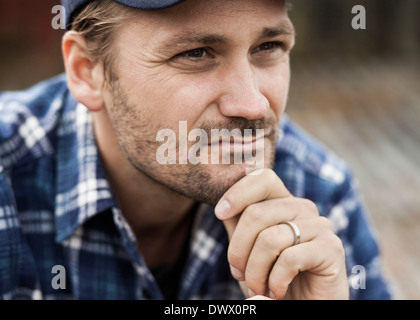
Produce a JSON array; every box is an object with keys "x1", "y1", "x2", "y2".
[{"x1": 214, "y1": 169, "x2": 292, "y2": 220}]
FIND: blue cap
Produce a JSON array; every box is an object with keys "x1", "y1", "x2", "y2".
[{"x1": 62, "y1": 0, "x2": 187, "y2": 29}]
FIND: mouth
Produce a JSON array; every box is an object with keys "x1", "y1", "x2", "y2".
[{"x1": 207, "y1": 130, "x2": 267, "y2": 154}]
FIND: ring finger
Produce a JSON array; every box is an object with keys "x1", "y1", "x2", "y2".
[
  {"x1": 243, "y1": 218, "x2": 325, "y2": 296},
  {"x1": 227, "y1": 198, "x2": 319, "y2": 274}
]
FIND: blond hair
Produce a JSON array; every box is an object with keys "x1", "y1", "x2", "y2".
[{"x1": 71, "y1": 0, "x2": 138, "y2": 82}]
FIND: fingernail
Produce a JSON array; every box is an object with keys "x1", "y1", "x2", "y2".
[
  {"x1": 269, "y1": 290, "x2": 276, "y2": 299},
  {"x1": 229, "y1": 265, "x2": 244, "y2": 280},
  {"x1": 248, "y1": 288, "x2": 256, "y2": 298},
  {"x1": 215, "y1": 199, "x2": 230, "y2": 219}
]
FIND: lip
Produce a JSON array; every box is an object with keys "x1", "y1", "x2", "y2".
[{"x1": 208, "y1": 134, "x2": 266, "y2": 153}]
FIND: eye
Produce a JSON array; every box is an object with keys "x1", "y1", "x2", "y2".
[
  {"x1": 178, "y1": 48, "x2": 208, "y2": 60},
  {"x1": 169, "y1": 47, "x2": 217, "y2": 71},
  {"x1": 254, "y1": 41, "x2": 284, "y2": 53},
  {"x1": 260, "y1": 42, "x2": 279, "y2": 50}
]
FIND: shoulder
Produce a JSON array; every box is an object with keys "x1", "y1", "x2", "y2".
[{"x1": 0, "y1": 74, "x2": 72, "y2": 169}]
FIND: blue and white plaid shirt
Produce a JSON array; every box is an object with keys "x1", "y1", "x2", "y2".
[{"x1": 0, "y1": 74, "x2": 392, "y2": 300}]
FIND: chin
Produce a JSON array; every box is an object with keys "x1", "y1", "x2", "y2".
[
  {"x1": 187, "y1": 161, "x2": 269, "y2": 206},
  {"x1": 137, "y1": 147, "x2": 275, "y2": 207}
]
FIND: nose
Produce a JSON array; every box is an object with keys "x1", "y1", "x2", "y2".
[{"x1": 217, "y1": 61, "x2": 269, "y2": 120}]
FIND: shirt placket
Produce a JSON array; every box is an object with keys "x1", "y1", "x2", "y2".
[
  {"x1": 178, "y1": 205, "x2": 228, "y2": 299},
  {"x1": 111, "y1": 208, "x2": 164, "y2": 299}
]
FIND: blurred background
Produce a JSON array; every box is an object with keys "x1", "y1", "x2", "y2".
[
  {"x1": 288, "y1": 0, "x2": 420, "y2": 300},
  {"x1": 0, "y1": 0, "x2": 419, "y2": 299}
]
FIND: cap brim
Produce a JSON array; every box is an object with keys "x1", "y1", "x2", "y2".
[
  {"x1": 65, "y1": 0, "x2": 187, "y2": 29},
  {"x1": 113, "y1": 0, "x2": 186, "y2": 10}
]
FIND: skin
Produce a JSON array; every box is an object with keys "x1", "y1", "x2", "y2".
[{"x1": 62, "y1": 0, "x2": 349, "y2": 299}]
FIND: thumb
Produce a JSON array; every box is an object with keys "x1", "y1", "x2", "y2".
[{"x1": 215, "y1": 198, "x2": 240, "y2": 240}]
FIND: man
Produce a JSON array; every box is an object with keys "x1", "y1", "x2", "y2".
[{"x1": 0, "y1": 0, "x2": 391, "y2": 299}]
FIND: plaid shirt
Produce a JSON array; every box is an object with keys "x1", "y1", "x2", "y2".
[{"x1": 0, "y1": 74, "x2": 392, "y2": 300}]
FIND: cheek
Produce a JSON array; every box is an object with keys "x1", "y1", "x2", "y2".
[
  {"x1": 127, "y1": 74, "x2": 212, "y2": 131},
  {"x1": 260, "y1": 65, "x2": 290, "y2": 120}
]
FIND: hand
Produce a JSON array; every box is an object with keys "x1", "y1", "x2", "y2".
[{"x1": 214, "y1": 169, "x2": 349, "y2": 300}]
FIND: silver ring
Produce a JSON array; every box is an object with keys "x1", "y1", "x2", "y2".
[{"x1": 282, "y1": 221, "x2": 301, "y2": 246}]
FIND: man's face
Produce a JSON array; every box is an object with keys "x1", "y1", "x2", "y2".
[{"x1": 101, "y1": 0, "x2": 295, "y2": 205}]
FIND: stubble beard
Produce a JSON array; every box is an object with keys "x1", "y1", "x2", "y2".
[{"x1": 107, "y1": 79, "x2": 279, "y2": 206}]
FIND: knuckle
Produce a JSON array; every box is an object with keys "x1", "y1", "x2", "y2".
[
  {"x1": 243, "y1": 203, "x2": 265, "y2": 225},
  {"x1": 300, "y1": 199, "x2": 319, "y2": 216},
  {"x1": 291, "y1": 198, "x2": 319, "y2": 218},
  {"x1": 262, "y1": 169, "x2": 279, "y2": 195},
  {"x1": 263, "y1": 168, "x2": 277, "y2": 180},
  {"x1": 331, "y1": 235, "x2": 345, "y2": 257},
  {"x1": 280, "y1": 248, "x2": 300, "y2": 268},
  {"x1": 318, "y1": 216, "x2": 334, "y2": 231},
  {"x1": 257, "y1": 227, "x2": 280, "y2": 250},
  {"x1": 323, "y1": 234, "x2": 345, "y2": 258}
]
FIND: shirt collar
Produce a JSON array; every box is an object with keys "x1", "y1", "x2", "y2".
[{"x1": 54, "y1": 97, "x2": 118, "y2": 242}]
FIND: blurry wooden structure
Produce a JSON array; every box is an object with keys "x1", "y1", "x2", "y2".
[
  {"x1": 289, "y1": 0, "x2": 420, "y2": 60},
  {"x1": 288, "y1": 60, "x2": 420, "y2": 300},
  {"x1": 287, "y1": 0, "x2": 420, "y2": 299}
]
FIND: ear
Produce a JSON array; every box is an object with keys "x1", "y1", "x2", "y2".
[{"x1": 62, "y1": 31, "x2": 105, "y2": 112}]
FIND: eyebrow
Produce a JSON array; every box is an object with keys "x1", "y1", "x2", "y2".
[
  {"x1": 157, "y1": 22, "x2": 295, "y2": 52},
  {"x1": 157, "y1": 33, "x2": 229, "y2": 52},
  {"x1": 259, "y1": 23, "x2": 295, "y2": 39}
]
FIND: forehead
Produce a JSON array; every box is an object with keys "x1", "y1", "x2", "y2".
[
  {"x1": 119, "y1": 0, "x2": 291, "y2": 43},
  {"x1": 159, "y1": 0, "x2": 288, "y2": 17}
]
